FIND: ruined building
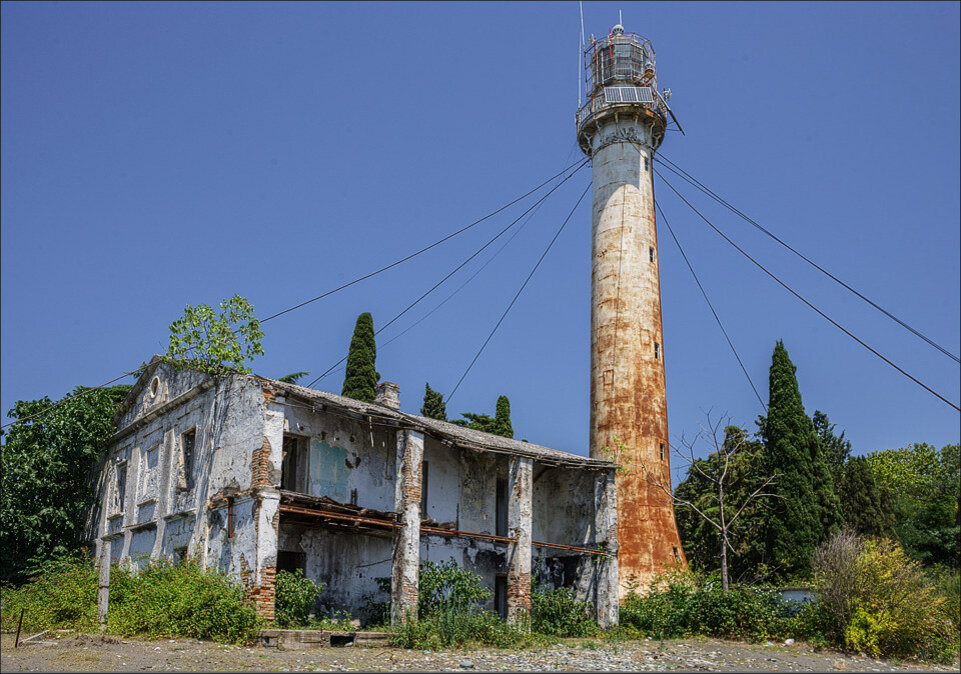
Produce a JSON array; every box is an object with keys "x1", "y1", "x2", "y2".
[{"x1": 86, "y1": 356, "x2": 619, "y2": 626}]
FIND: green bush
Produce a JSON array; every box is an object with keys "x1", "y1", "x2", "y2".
[
  {"x1": 1, "y1": 554, "x2": 259, "y2": 644},
  {"x1": 390, "y1": 608, "x2": 538, "y2": 649},
  {"x1": 418, "y1": 559, "x2": 491, "y2": 617},
  {"x1": 808, "y1": 533, "x2": 959, "y2": 663},
  {"x1": 619, "y1": 570, "x2": 794, "y2": 641},
  {"x1": 530, "y1": 585, "x2": 598, "y2": 637},
  {"x1": 274, "y1": 569, "x2": 323, "y2": 628}
]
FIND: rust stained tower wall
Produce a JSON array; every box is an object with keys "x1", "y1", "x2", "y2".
[{"x1": 581, "y1": 106, "x2": 687, "y2": 596}]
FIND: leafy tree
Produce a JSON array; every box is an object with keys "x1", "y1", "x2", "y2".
[
  {"x1": 836, "y1": 456, "x2": 896, "y2": 540},
  {"x1": 759, "y1": 341, "x2": 841, "y2": 578},
  {"x1": 341, "y1": 312, "x2": 379, "y2": 402},
  {"x1": 277, "y1": 371, "x2": 310, "y2": 385},
  {"x1": 867, "y1": 443, "x2": 960, "y2": 567},
  {"x1": 660, "y1": 418, "x2": 781, "y2": 590},
  {"x1": 165, "y1": 295, "x2": 264, "y2": 375},
  {"x1": 813, "y1": 410, "x2": 852, "y2": 484},
  {"x1": 493, "y1": 395, "x2": 514, "y2": 439},
  {"x1": 0, "y1": 385, "x2": 131, "y2": 584},
  {"x1": 420, "y1": 382, "x2": 447, "y2": 421},
  {"x1": 450, "y1": 395, "x2": 514, "y2": 438}
]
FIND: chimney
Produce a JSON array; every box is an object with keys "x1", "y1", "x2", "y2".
[{"x1": 374, "y1": 382, "x2": 400, "y2": 410}]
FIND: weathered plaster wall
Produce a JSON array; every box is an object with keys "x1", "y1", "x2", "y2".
[
  {"x1": 279, "y1": 402, "x2": 395, "y2": 511},
  {"x1": 90, "y1": 363, "x2": 268, "y2": 596}
]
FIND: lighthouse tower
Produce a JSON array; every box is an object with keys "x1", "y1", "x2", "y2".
[{"x1": 576, "y1": 24, "x2": 686, "y2": 595}]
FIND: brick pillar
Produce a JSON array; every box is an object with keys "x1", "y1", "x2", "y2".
[
  {"x1": 506, "y1": 456, "x2": 532, "y2": 625},
  {"x1": 391, "y1": 429, "x2": 423, "y2": 624},
  {"x1": 594, "y1": 468, "x2": 620, "y2": 627}
]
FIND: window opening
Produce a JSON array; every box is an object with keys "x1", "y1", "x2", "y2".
[
  {"x1": 174, "y1": 547, "x2": 188, "y2": 564},
  {"x1": 659, "y1": 443, "x2": 665, "y2": 461},
  {"x1": 494, "y1": 574, "x2": 508, "y2": 619},
  {"x1": 227, "y1": 497, "x2": 235, "y2": 538},
  {"x1": 180, "y1": 429, "x2": 196, "y2": 492},
  {"x1": 277, "y1": 550, "x2": 306, "y2": 574},
  {"x1": 115, "y1": 463, "x2": 127, "y2": 512},
  {"x1": 350, "y1": 488, "x2": 358, "y2": 506},
  {"x1": 420, "y1": 461, "x2": 429, "y2": 516},
  {"x1": 654, "y1": 342, "x2": 660, "y2": 359},
  {"x1": 495, "y1": 478, "x2": 508, "y2": 537},
  {"x1": 644, "y1": 157, "x2": 649, "y2": 171},
  {"x1": 649, "y1": 247, "x2": 655, "y2": 262},
  {"x1": 281, "y1": 435, "x2": 306, "y2": 492}
]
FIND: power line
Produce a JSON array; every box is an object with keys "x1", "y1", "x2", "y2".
[
  {"x1": 654, "y1": 200, "x2": 767, "y2": 412},
  {"x1": 304, "y1": 162, "x2": 590, "y2": 389},
  {"x1": 655, "y1": 154, "x2": 960, "y2": 365},
  {"x1": 309, "y1": 163, "x2": 562, "y2": 386},
  {"x1": 2, "y1": 160, "x2": 589, "y2": 431},
  {"x1": 656, "y1": 169, "x2": 960, "y2": 413},
  {"x1": 259, "y1": 158, "x2": 589, "y2": 325},
  {"x1": 448, "y1": 181, "x2": 592, "y2": 404}
]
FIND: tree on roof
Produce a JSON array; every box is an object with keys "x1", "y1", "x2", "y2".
[{"x1": 165, "y1": 295, "x2": 264, "y2": 375}]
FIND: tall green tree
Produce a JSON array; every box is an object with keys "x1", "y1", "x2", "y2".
[
  {"x1": 836, "y1": 456, "x2": 896, "y2": 539},
  {"x1": 760, "y1": 340, "x2": 841, "y2": 578},
  {"x1": 813, "y1": 410, "x2": 852, "y2": 484},
  {"x1": 0, "y1": 385, "x2": 131, "y2": 584},
  {"x1": 341, "y1": 312, "x2": 379, "y2": 402},
  {"x1": 866, "y1": 443, "x2": 960, "y2": 567},
  {"x1": 421, "y1": 383, "x2": 447, "y2": 421},
  {"x1": 492, "y1": 395, "x2": 513, "y2": 439}
]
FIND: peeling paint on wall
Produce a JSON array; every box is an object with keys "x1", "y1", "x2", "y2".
[{"x1": 309, "y1": 439, "x2": 350, "y2": 501}]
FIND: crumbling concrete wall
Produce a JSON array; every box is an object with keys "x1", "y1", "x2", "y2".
[{"x1": 89, "y1": 361, "x2": 273, "y2": 613}]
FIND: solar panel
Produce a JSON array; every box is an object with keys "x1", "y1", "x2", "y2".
[{"x1": 604, "y1": 87, "x2": 654, "y2": 104}]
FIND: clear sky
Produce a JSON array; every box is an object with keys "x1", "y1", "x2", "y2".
[{"x1": 2, "y1": 1, "x2": 958, "y2": 471}]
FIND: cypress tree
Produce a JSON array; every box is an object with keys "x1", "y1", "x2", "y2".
[
  {"x1": 761, "y1": 340, "x2": 841, "y2": 577},
  {"x1": 341, "y1": 312, "x2": 378, "y2": 402},
  {"x1": 493, "y1": 395, "x2": 513, "y2": 439},
  {"x1": 421, "y1": 382, "x2": 447, "y2": 421},
  {"x1": 837, "y1": 456, "x2": 896, "y2": 539}
]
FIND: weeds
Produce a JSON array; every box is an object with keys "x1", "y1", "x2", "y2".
[
  {"x1": 274, "y1": 569, "x2": 323, "y2": 629},
  {"x1": 0, "y1": 555, "x2": 259, "y2": 644}
]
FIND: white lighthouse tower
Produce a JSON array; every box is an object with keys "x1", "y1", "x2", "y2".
[{"x1": 576, "y1": 24, "x2": 686, "y2": 595}]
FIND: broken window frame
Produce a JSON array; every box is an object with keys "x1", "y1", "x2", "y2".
[{"x1": 178, "y1": 428, "x2": 197, "y2": 492}]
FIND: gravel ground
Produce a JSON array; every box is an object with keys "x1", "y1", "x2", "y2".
[{"x1": 2, "y1": 632, "x2": 957, "y2": 672}]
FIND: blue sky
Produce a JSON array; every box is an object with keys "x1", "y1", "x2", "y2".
[{"x1": 2, "y1": 1, "x2": 958, "y2": 470}]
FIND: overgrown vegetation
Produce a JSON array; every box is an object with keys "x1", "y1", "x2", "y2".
[
  {"x1": 530, "y1": 585, "x2": 597, "y2": 637},
  {"x1": 388, "y1": 560, "x2": 542, "y2": 649},
  {"x1": 274, "y1": 568, "x2": 324, "y2": 628},
  {"x1": 620, "y1": 571, "x2": 794, "y2": 641},
  {"x1": 0, "y1": 555, "x2": 259, "y2": 644},
  {"x1": 0, "y1": 385, "x2": 131, "y2": 584},
  {"x1": 165, "y1": 294, "x2": 264, "y2": 375},
  {"x1": 805, "y1": 532, "x2": 958, "y2": 663}
]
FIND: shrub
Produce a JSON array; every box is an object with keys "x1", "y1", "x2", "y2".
[
  {"x1": 108, "y1": 558, "x2": 259, "y2": 644},
  {"x1": 530, "y1": 585, "x2": 598, "y2": 637},
  {"x1": 274, "y1": 569, "x2": 323, "y2": 628},
  {"x1": 418, "y1": 559, "x2": 491, "y2": 617},
  {"x1": 810, "y1": 533, "x2": 959, "y2": 663},
  {"x1": 0, "y1": 554, "x2": 259, "y2": 644},
  {"x1": 619, "y1": 570, "x2": 794, "y2": 641}
]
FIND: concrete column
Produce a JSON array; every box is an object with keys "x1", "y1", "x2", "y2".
[
  {"x1": 594, "y1": 469, "x2": 620, "y2": 627},
  {"x1": 506, "y1": 456, "x2": 533, "y2": 625},
  {"x1": 391, "y1": 429, "x2": 423, "y2": 624},
  {"x1": 98, "y1": 538, "x2": 111, "y2": 630}
]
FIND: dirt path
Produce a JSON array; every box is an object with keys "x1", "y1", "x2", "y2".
[{"x1": 1, "y1": 632, "x2": 957, "y2": 672}]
